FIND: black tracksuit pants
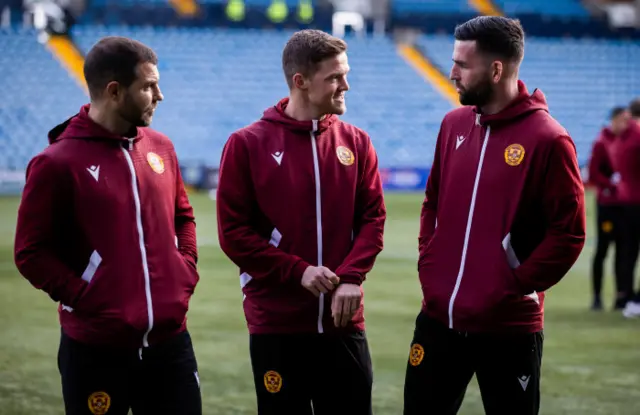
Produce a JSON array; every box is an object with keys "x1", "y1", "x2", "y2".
[
  {"x1": 404, "y1": 312, "x2": 543, "y2": 415},
  {"x1": 58, "y1": 329, "x2": 201, "y2": 415},
  {"x1": 619, "y1": 205, "x2": 640, "y2": 302},
  {"x1": 592, "y1": 204, "x2": 625, "y2": 303},
  {"x1": 249, "y1": 331, "x2": 373, "y2": 415}
]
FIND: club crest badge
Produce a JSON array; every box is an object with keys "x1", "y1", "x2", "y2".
[
  {"x1": 504, "y1": 144, "x2": 525, "y2": 166},
  {"x1": 88, "y1": 391, "x2": 111, "y2": 414},
  {"x1": 263, "y1": 370, "x2": 283, "y2": 393},
  {"x1": 409, "y1": 343, "x2": 424, "y2": 366},
  {"x1": 336, "y1": 146, "x2": 354, "y2": 166},
  {"x1": 147, "y1": 152, "x2": 165, "y2": 174},
  {"x1": 602, "y1": 221, "x2": 613, "y2": 233}
]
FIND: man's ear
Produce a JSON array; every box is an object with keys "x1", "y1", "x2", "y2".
[
  {"x1": 105, "y1": 81, "x2": 122, "y2": 101},
  {"x1": 491, "y1": 60, "x2": 503, "y2": 84},
  {"x1": 292, "y1": 73, "x2": 309, "y2": 91}
]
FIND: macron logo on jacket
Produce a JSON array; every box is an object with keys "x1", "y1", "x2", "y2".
[
  {"x1": 272, "y1": 151, "x2": 284, "y2": 166},
  {"x1": 87, "y1": 165, "x2": 100, "y2": 182}
]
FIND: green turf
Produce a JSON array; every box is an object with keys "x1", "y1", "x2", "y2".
[{"x1": 1, "y1": 190, "x2": 639, "y2": 414}]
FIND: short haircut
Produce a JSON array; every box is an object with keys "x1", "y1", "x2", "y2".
[
  {"x1": 84, "y1": 36, "x2": 158, "y2": 99},
  {"x1": 629, "y1": 98, "x2": 640, "y2": 118},
  {"x1": 610, "y1": 106, "x2": 627, "y2": 119},
  {"x1": 282, "y1": 29, "x2": 347, "y2": 88},
  {"x1": 454, "y1": 16, "x2": 525, "y2": 62}
]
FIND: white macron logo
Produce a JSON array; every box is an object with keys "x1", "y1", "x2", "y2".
[
  {"x1": 456, "y1": 135, "x2": 466, "y2": 150},
  {"x1": 518, "y1": 375, "x2": 530, "y2": 391},
  {"x1": 87, "y1": 165, "x2": 100, "y2": 182},
  {"x1": 272, "y1": 151, "x2": 284, "y2": 166}
]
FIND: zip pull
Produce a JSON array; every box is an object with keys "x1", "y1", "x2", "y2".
[{"x1": 128, "y1": 138, "x2": 134, "y2": 151}]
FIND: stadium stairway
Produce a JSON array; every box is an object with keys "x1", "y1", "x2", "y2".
[{"x1": 416, "y1": 33, "x2": 640, "y2": 165}]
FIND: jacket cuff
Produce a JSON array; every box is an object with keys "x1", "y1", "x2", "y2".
[
  {"x1": 338, "y1": 272, "x2": 364, "y2": 286},
  {"x1": 512, "y1": 269, "x2": 531, "y2": 296},
  {"x1": 183, "y1": 253, "x2": 198, "y2": 269},
  {"x1": 291, "y1": 260, "x2": 311, "y2": 282},
  {"x1": 64, "y1": 277, "x2": 89, "y2": 308}
]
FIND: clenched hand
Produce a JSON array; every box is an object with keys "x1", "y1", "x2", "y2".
[
  {"x1": 331, "y1": 283, "x2": 362, "y2": 328},
  {"x1": 301, "y1": 266, "x2": 340, "y2": 297}
]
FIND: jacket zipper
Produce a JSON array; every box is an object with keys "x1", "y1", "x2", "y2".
[
  {"x1": 447, "y1": 125, "x2": 491, "y2": 329},
  {"x1": 122, "y1": 138, "x2": 154, "y2": 356},
  {"x1": 309, "y1": 120, "x2": 325, "y2": 333}
]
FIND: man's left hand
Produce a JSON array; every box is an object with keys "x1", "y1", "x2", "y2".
[{"x1": 331, "y1": 283, "x2": 362, "y2": 328}]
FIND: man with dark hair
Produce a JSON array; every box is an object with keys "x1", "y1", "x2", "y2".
[
  {"x1": 403, "y1": 16, "x2": 586, "y2": 414},
  {"x1": 14, "y1": 36, "x2": 202, "y2": 415},
  {"x1": 588, "y1": 106, "x2": 628, "y2": 310},
  {"x1": 217, "y1": 29, "x2": 386, "y2": 415},
  {"x1": 617, "y1": 98, "x2": 640, "y2": 318},
  {"x1": 628, "y1": 98, "x2": 640, "y2": 121}
]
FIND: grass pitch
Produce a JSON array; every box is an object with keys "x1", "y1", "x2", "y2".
[{"x1": 0, "y1": 190, "x2": 638, "y2": 414}]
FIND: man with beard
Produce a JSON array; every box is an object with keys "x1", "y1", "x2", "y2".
[
  {"x1": 403, "y1": 16, "x2": 586, "y2": 415},
  {"x1": 14, "y1": 37, "x2": 202, "y2": 415},
  {"x1": 217, "y1": 29, "x2": 386, "y2": 415}
]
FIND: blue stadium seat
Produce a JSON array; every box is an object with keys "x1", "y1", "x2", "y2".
[
  {"x1": 417, "y1": 34, "x2": 640, "y2": 165},
  {"x1": 392, "y1": 0, "x2": 475, "y2": 15},
  {"x1": 70, "y1": 26, "x2": 452, "y2": 168},
  {"x1": 0, "y1": 28, "x2": 87, "y2": 171},
  {"x1": 493, "y1": 0, "x2": 590, "y2": 19}
]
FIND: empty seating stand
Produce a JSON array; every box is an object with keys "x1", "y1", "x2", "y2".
[{"x1": 417, "y1": 33, "x2": 640, "y2": 165}]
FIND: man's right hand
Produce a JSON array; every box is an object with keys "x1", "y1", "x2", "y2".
[{"x1": 301, "y1": 266, "x2": 340, "y2": 297}]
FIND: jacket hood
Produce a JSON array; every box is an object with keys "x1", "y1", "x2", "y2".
[
  {"x1": 599, "y1": 127, "x2": 617, "y2": 141},
  {"x1": 48, "y1": 104, "x2": 145, "y2": 145},
  {"x1": 476, "y1": 80, "x2": 548, "y2": 127},
  {"x1": 261, "y1": 98, "x2": 337, "y2": 133}
]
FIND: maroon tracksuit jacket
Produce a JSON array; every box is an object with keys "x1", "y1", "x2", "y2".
[
  {"x1": 419, "y1": 81, "x2": 586, "y2": 333},
  {"x1": 14, "y1": 105, "x2": 199, "y2": 349},
  {"x1": 607, "y1": 122, "x2": 640, "y2": 205},
  {"x1": 216, "y1": 98, "x2": 386, "y2": 335},
  {"x1": 588, "y1": 128, "x2": 618, "y2": 205}
]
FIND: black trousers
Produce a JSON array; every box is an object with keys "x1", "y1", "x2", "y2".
[
  {"x1": 404, "y1": 312, "x2": 543, "y2": 415},
  {"x1": 58, "y1": 330, "x2": 201, "y2": 415},
  {"x1": 592, "y1": 204, "x2": 625, "y2": 301},
  {"x1": 249, "y1": 331, "x2": 373, "y2": 415},
  {"x1": 619, "y1": 205, "x2": 640, "y2": 302}
]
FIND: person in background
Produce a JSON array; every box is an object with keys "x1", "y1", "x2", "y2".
[
  {"x1": 619, "y1": 98, "x2": 640, "y2": 318},
  {"x1": 588, "y1": 106, "x2": 629, "y2": 310}
]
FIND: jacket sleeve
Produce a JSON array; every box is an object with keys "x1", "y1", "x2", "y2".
[
  {"x1": 588, "y1": 140, "x2": 614, "y2": 189},
  {"x1": 14, "y1": 154, "x2": 88, "y2": 307},
  {"x1": 418, "y1": 127, "x2": 443, "y2": 266},
  {"x1": 174, "y1": 154, "x2": 198, "y2": 267},
  {"x1": 216, "y1": 132, "x2": 311, "y2": 282},
  {"x1": 514, "y1": 135, "x2": 586, "y2": 293},
  {"x1": 334, "y1": 137, "x2": 386, "y2": 285}
]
